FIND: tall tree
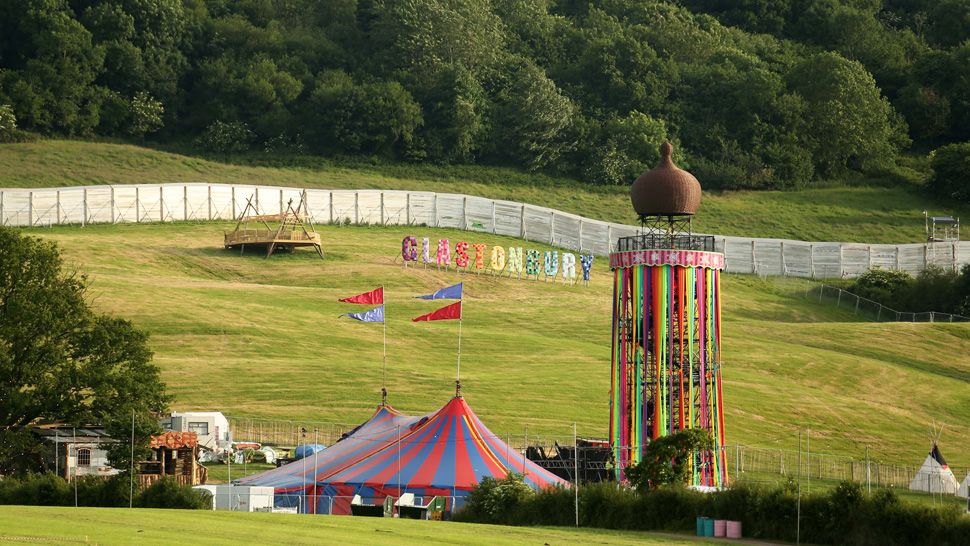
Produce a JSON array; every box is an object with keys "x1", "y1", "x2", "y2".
[
  {"x1": 788, "y1": 52, "x2": 909, "y2": 176},
  {"x1": 0, "y1": 228, "x2": 168, "y2": 475}
]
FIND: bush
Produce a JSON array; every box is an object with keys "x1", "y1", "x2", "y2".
[
  {"x1": 0, "y1": 104, "x2": 16, "y2": 141},
  {"x1": 928, "y1": 142, "x2": 970, "y2": 202},
  {"x1": 457, "y1": 473, "x2": 534, "y2": 524},
  {"x1": 850, "y1": 268, "x2": 913, "y2": 305},
  {"x1": 134, "y1": 477, "x2": 208, "y2": 509},
  {"x1": 625, "y1": 428, "x2": 713, "y2": 491},
  {"x1": 0, "y1": 104, "x2": 35, "y2": 143},
  {"x1": 0, "y1": 473, "x2": 71, "y2": 506},
  {"x1": 128, "y1": 92, "x2": 164, "y2": 138},
  {"x1": 456, "y1": 479, "x2": 970, "y2": 545},
  {"x1": 850, "y1": 265, "x2": 970, "y2": 315},
  {"x1": 196, "y1": 121, "x2": 256, "y2": 154},
  {"x1": 0, "y1": 473, "x2": 205, "y2": 509}
]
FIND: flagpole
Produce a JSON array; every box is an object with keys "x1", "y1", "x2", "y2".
[
  {"x1": 456, "y1": 317, "x2": 462, "y2": 397},
  {"x1": 382, "y1": 285, "x2": 387, "y2": 406}
]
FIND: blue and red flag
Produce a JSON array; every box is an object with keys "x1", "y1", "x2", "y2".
[
  {"x1": 341, "y1": 305, "x2": 384, "y2": 323},
  {"x1": 414, "y1": 282, "x2": 462, "y2": 300}
]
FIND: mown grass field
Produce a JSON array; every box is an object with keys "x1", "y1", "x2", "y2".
[
  {"x1": 21, "y1": 221, "x2": 970, "y2": 470},
  {"x1": 4, "y1": 139, "x2": 970, "y2": 243},
  {"x1": 0, "y1": 506, "x2": 715, "y2": 545}
]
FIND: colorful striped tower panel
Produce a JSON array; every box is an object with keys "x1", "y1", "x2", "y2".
[{"x1": 608, "y1": 248, "x2": 728, "y2": 487}]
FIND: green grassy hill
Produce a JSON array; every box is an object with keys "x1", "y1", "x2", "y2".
[
  {"x1": 0, "y1": 506, "x2": 702, "y2": 545},
  {"x1": 4, "y1": 140, "x2": 969, "y2": 243},
  {"x1": 22, "y1": 221, "x2": 970, "y2": 468}
]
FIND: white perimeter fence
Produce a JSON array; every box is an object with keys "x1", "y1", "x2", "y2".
[{"x1": 2, "y1": 183, "x2": 968, "y2": 279}]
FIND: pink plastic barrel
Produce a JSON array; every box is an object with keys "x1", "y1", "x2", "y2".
[
  {"x1": 714, "y1": 520, "x2": 727, "y2": 537},
  {"x1": 726, "y1": 520, "x2": 743, "y2": 539}
]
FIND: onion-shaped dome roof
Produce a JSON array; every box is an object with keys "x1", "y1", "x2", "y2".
[{"x1": 630, "y1": 142, "x2": 701, "y2": 217}]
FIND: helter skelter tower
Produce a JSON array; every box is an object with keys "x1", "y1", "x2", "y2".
[{"x1": 609, "y1": 142, "x2": 727, "y2": 487}]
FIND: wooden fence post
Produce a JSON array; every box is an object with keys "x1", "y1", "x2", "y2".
[
  {"x1": 751, "y1": 240, "x2": 756, "y2": 274},
  {"x1": 549, "y1": 210, "x2": 555, "y2": 245},
  {"x1": 578, "y1": 219, "x2": 584, "y2": 252},
  {"x1": 810, "y1": 244, "x2": 815, "y2": 279},
  {"x1": 491, "y1": 200, "x2": 496, "y2": 234},
  {"x1": 779, "y1": 241, "x2": 785, "y2": 275}
]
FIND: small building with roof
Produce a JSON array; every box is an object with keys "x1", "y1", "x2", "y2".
[{"x1": 33, "y1": 425, "x2": 120, "y2": 481}]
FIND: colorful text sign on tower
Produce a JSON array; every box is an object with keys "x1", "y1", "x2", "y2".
[{"x1": 609, "y1": 142, "x2": 728, "y2": 488}]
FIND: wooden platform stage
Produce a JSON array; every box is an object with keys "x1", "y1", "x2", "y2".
[{"x1": 224, "y1": 226, "x2": 323, "y2": 258}]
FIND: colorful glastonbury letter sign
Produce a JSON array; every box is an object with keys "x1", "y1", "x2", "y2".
[{"x1": 401, "y1": 236, "x2": 593, "y2": 287}]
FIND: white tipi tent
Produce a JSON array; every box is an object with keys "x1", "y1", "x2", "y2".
[
  {"x1": 909, "y1": 444, "x2": 959, "y2": 495},
  {"x1": 958, "y1": 472, "x2": 970, "y2": 499}
]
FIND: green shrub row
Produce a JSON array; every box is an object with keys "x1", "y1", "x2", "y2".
[
  {"x1": 0, "y1": 473, "x2": 208, "y2": 510},
  {"x1": 850, "y1": 265, "x2": 970, "y2": 316},
  {"x1": 456, "y1": 477, "x2": 970, "y2": 546}
]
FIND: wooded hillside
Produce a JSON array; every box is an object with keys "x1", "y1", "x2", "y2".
[{"x1": 2, "y1": 1, "x2": 968, "y2": 191}]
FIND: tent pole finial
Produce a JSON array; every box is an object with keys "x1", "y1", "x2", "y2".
[
  {"x1": 381, "y1": 387, "x2": 387, "y2": 407},
  {"x1": 455, "y1": 379, "x2": 462, "y2": 398}
]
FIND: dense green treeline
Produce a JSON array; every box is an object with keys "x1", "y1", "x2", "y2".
[{"x1": 0, "y1": 0, "x2": 968, "y2": 192}]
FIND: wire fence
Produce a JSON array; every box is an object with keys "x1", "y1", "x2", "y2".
[
  {"x1": 3, "y1": 183, "x2": 968, "y2": 279},
  {"x1": 196, "y1": 489, "x2": 466, "y2": 516},
  {"x1": 226, "y1": 416, "x2": 360, "y2": 448},
  {"x1": 804, "y1": 284, "x2": 970, "y2": 323},
  {"x1": 223, "y1": 415, "x2": 969, "y2": 496}
]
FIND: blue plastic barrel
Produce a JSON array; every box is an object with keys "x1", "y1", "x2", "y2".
[
  {"x1": 696, "y1": 517, "x2": 709, "y2": 536},
  {"x1": 703, "y1": 518, "x2": 715, "y2": 537}
]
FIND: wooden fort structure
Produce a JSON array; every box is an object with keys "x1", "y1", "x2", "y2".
[
  {"x1": 224, "y1": 191, "x2": 324, "y2": 259},
  {"x1": 138, "y1": 431, "x2": 207, "y2": 486}
]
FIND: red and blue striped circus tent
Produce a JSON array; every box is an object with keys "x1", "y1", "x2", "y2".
[
  {"x1": 237, "y1": 396, "x2": 567, "y2": 514},
  {"x1": 235, "y1": 403, "x2": 425, "y2": 509}
]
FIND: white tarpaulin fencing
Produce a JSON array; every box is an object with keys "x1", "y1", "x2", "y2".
[{"x1": 2, "y1": 183, "x2": 967, "y2": 279}]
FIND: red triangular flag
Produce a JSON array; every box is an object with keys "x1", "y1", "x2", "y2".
[
  {"x1": 412, "y1": 301, "x2": 462, "y2": 322},
  {"x1": 339, "y1": 287, "x2": 383, "y2": 305}
]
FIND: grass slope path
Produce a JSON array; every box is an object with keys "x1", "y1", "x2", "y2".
[
  {"x1": 23, "y1": 222, "x2": 970, "y2": 467},
  {"x1": 0, "y1": 506, "x2": 718, "y2": 545},
  {"x1": 3, "y1": 140, "x2": 970, "y2": 243}
]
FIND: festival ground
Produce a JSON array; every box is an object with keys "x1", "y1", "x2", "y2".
[
  {"x1": 23, "y1": 221, "x2": 970, "y2": 467},
  {"x1": 0, "y1": 506, "x2": 740, "y2": 545}
]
